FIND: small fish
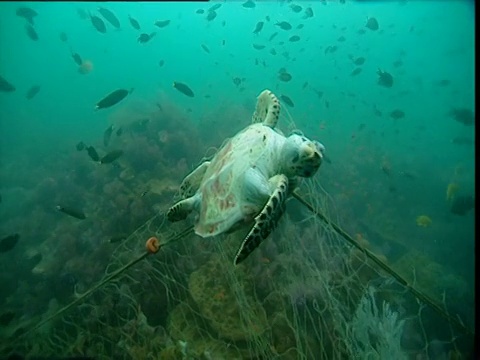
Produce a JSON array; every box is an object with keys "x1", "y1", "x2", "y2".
[
  {"x1": 71, "y1": 51, "x2": 82, "y2": 66},
  {"x1": 0, "y1": 76, "x2": 16, "y2": 92},
  {"x1": 141, "y1": 190, "x2": 149, "y2": 197},
  {"x1": 303, "y1": 7, "x2": 314, "y2": 19},
  {"x1": 100, "y1": 150, "x2": 124, "y2": 164},
  {"x1": 56, "y1": 205, "x2": 86, "y2": 220},
  {"x1": 278, "y1": 69, "x2": 292, "y2": 82},
  {"x1": 128, "y1": 15, "x2": 140, "y2": 30},
  {"x1": 155, "y1": 19, "x2": 171, "y2": 28},
  {"x1": 269, "y1": 32, "x2": 278, "y2": 41},
  {"x1": 289, "y1": 35, "x2": 300, "y2": 42},
  {"x1": 366, "y1": 17, "x2": 379, "y2": 31},
  {"x1": 253, "y1": 44, "x2": 265, "y2": 50},
  {"x1": 173, "y1": 82, "x2": 194, "y2": 97},
  {"x1": 353, "y1": 57, "x2": 365, "y2": 66},
  {"x1": 337, "y1": 36, "x2": 346, "y2": 42},
  {"x1": 16, "y1": 7, "x2": 37, "y2": 25},
  {"x1": 103, "y1": 125, "x2": 114, "y2": 147},
  {"x1": 350, "y1": 68, "x2": 362, "y2": 76},
  {"x1": 95, "y1": 88, "x2": 133, "y2": 110},
  {"x1": 206, "y1": 11, "x2": 217, "y2": 21},
  {"x1": 196, "y1": 9, "x2": 205, "y2": 14},
  {"x1": 390, "y1": 109, "x2": 405, "y2": 119},
  {"x1": 76, "y1": 141, "x2": 86, "y2": 151},
  {"x1": 449, "y1": 108, "x2": 474, "y2": 126},
  {"x1": 0, "y1": 311, "x2": 15, "y2": 326},
  {"x1": 377, "y1": 69, "x2": 394, "y2": 88},
  {"x1": 253, "y1": 21, "x2": 264, "y2": 34},
  {"x1": 280, "y1": 95, "x2": 294, "y2": 108},
  {"x1": 270, "y1": 48, "x2": 277, "y2": 55},
  {"x1": 208, "y1": 3, "x2": 222, "y2": 12},
  {"x1": 159, "y1": 60, "x2": 165, "y2": 67},
  {"x1": 275, "y1": 21, "x2": 292, "y2": 30},
  {"x1": 0, "y1": 234, "x2": 19, "y2": 253},
  {"x1": 201, "y1": 44, "x2": 210, "y2": 53},
  {"x1": 87, "y1": 146, "x2": 99, "y2": 162},
  {"x1": 109, "y1": 235, "x2": 127, "y2": 243},
  {"x1": 232, "y1": 77, "x2": 242, "y2": 87},
  {"x1": 59, "y1": 32, "x2": 68, "y2": 42},
  {"x1": 98, "y1": 7, "x2": 120, "y2": 29},
  {"x1": 290, "y1": 4, "x2": 303, "y2": 13},
  {"x1": 77, "y1": 8, "x2": 88, "y2": 20},
  {"x1": 25, "y1": 24, "x2": 39, "y2": 41},
  {"x1": 138, "y1": 32, "x2": 156, "y2": 43},
  {"x1": 90, "y1": 14, "x2": 106, "y2": 33},
  {"x1": 116, "y1": 127, "x2": 123, "y2": 136},
  {"x1": 26, "y1": 85, "x2": 41, "y2": 100},
  {"x1": 242, "y1": 0, "x2": 256, "y2": 8}
]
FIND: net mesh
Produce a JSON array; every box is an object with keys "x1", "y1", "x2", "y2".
[{"x1": 2, "y1": 99, "x2": 473, "y2": 360}]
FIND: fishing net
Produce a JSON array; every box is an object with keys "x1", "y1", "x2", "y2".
[{"x1": 2, "y1": 99, "x2": 473, "y2": 360}]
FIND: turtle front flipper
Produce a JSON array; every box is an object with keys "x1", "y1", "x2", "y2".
[
  {"x1": 234, "y1": 174, "x2": 289, "y2": 265},
  {"x1": 167, "y1": 196, "x2": 198, "y2": 222},
  {"x1": 179, "y1": 161, "x2": 210, "y2": 199},
  {"x1": 251, "y1": 89, "x2": 281, "y2": 128}
]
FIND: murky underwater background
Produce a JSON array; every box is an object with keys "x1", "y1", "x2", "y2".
[{"x1": 0, "y1": 1, "x2": 475, "y2": 359}]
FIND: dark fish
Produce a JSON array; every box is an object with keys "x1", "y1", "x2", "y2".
[
  {"x1": 303, "y1": 7, "x2": 314, "y2": 19},
  {"x1": 159, "y1": 60, "x2": 165, "y2": 67},
  {"x1": 196, "y1": 9, "x2": 205, "y2": 14},
  {"x1": 289, "y1": 35, "x2": 300, "y2": 42},
  {"x1": 25, "y1": 24, "x2": 39, "y2": 41},
  {"x1": 71, "y1": 51, "x2": 82, "y2": 66},
  {"x1": 297, "y1": 24, "x2": 304, "y2": 30},
  {"x1": 100, "y1": 150, "x2": 124, "y2": 164},
  {"x1": 87, "y1": 146, "x2": 99, "y2": 162},
  {"x1": 269, "y1": 32, "x2": 278, "y2": 41},
  {"x1": 103, "y1": 125, "x2": 114, "y2": 147},
  {"x1": 280, "y1": 95, "x2": 294, "y2": 108},
  {"x1": 265, "y1": 16, "x2": 270, "y2": 22},
  {"x1": 98, "y1": 7, "x2": 120, "y2": 29},
  {"x1": 278, "y1": 71, "x2": 292, "y2": 82},
  {"x1": 56, "y1": 205, "x2": 86, "y2": 220},
  {"x1": 128, "y1": 15, "x2": 140, "y2": 30},
  {"x1": 232, "y1": 77, "x2": 242, "y2": 87},
  {"x1": 0, "y1": 311, "x2": 15, "y2": 326},
  {"x1": 390, "y1": 109, "x2": 405, "y2": 119},
  {"x1": 173, "y1": 82, "x2": 194, "y2": 97},
  {"x1": 242, "y1": 0, "x2": 256, "y2": 8},
  {"x1": 116, "y1": 127, "x2": 123, "y2": 136},
  {"x1": 337, "y1": 36, "x2": 346, "y2": 42},
  {"x1": 353, "y1": 57, "x2": 365, "y2": 65},
  {"x1": 450, "y1": 195, "x2": 474, "y2": 216},
  {"x1": 140, "y1": 190, "x2": 149, "y2": 197},
  {"x1": 0, "y1": 76, "x2": 15, "y2": 92},
  {"x1": 26, "y1": 85, "x2": 41, "y2": 100},
  {"x1": 377, "y1": 69, "x2": 393, "y2": 88},
  {"x1": 138, "y1": 32, "x2": 156, "y2": 43},
  {"x1": 208, "y1": 4, "x2": 222, "y2": 12},
  {"x1": 275, "y1": 21, "x2": 292, "y2": 30},
  {"x1": 449, "y1": 108, "x2": 474, "y2": 126},
  {"x1": 206, "y1": 11, "x2": 217, "y2": 21},
  {"x1": 350, "y1": 68, "x2": 362, "y2": 76},
  {"x1": 451, "y1": 136, "x2": 474, "y2": 145},
  {"x1": 155, "y1": 19, "x2": 171, "y2": 28},
  {"x1": 95, "y1": 88, "x2": 133, "y2": 110},
  {"x1": 0, "y1": 234, "x2": 19, "y2": 253},
  {"x1": 90, "y1": 15, "x2": 107, "y2": 33},
  {"x1": 201, "y1": 44, "x2": 210, "y2": 53},
  {"x1": 109, "y1": 235, "x2": 127, "y2": 243},
  {"x1": 16, "y1": 7, "x2": 37, "y2": 25},
  {"x1": 253, "y1": 44, "x2": 265, "y2": 50},
  {"x1": 270, "y1": 48, "x2": 277, "y2": 55},
  {"x1": 59, "y1": 32, "x2": 68, "y2": 42},
  {"x1": 253, "y1": 21, "x2": 264, "y2": 34},
  {"x1": 290, "y1": 4, "x2": 303, "y2": 13},
  {"x1": 76, "y1": 141, "x2": 86, "y2": 151},
  {"x1": 366, "y1": 17, "x2": 379, "y2": 31}
]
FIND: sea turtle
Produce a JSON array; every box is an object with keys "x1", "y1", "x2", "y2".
[{"x1": 167, "y1": 89, "x2": 325, "y2": 265}]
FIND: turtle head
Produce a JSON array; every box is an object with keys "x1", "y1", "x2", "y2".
[{"x1": 282, "y1": 131, "x2": 325, "y2": 178}]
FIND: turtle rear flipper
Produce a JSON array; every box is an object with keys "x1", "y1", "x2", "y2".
[
  {"x1": 234, "y1": 174, "x2": 288, "y2": 265},
  {"x1": 179, "y1": 161, "x2": 210, "y2": 199},
  {"x1": 167, "y1": 196, "x2": 198, "y2": 222}
]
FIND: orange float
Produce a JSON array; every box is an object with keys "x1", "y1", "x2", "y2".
[{"x1": 146, "y1": 236, "x2": 160, "y2": 254}]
